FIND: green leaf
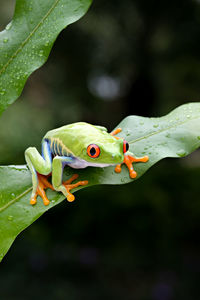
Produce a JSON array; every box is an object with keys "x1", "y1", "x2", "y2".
[
  {"x1": 0, "y1": 0, "x2": 92, "y2": 114},
  {"x1": 1, "y1": 102, "x2": 200, "y2": 261}
]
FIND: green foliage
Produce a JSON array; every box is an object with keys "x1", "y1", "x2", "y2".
[
  {"x1": 0, "y1": 0, "x2": 92, "y2": 115},
  {"x1": 1, "y1": 102, "x2": 200, "y2": 261}
]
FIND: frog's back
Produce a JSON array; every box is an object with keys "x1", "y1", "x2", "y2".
[
  {"x1": 44, "y1": 122, "x2": 99, "y2": 141},
  {"x1": 43, "y1": 122, "x2": 106, "y2": 157}
]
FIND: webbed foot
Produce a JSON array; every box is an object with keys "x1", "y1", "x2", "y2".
[
  {"x1": 62, "y1": 174, "x2": 88, "y2": 202},
  {"x1": 110, "y1": 127, "x2": 149, "y2": 178},
  {"x1": 30, "y1": 173, "x2": 54, "y2": 206},
  {"x1": 115, "y1": 154, "x2": 149, "y2": 178}
]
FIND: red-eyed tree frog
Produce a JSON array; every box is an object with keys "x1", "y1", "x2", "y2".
[{"x1": 25, "y1": 122, "x2": 149, "y2": 206}]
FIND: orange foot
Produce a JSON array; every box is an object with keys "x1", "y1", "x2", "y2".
[
  {"x1": 30, "y1": 173, "x2": 89, "y2": 206},
  {"x1": 30, "y1": 173, "x2": 54, "y2": 206},
  {"x1": 115, "y1": 154, "x2": 149, "y2": 178},
  {"x1": 62, "y1": 174, "x2": 88, "y2": 203}
]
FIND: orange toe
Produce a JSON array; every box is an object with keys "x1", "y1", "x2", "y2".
[
  {"x1": 30, "y1": 173, "x2": 54, "y2": 206},
  {"x1": 114, "y1": 154, "x2": 149, "y2": 179},
  {"x1": 63, "y1": 175, "x2": 89, "y2": 203}
]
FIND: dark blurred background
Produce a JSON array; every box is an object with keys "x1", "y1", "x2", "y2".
[{"x1": 1, "y1": 0, "x2": 200, "y2": 299}]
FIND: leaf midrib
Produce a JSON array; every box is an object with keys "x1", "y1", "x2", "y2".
[
  {"x1": 129, "y1": 115, "x2": 200, "y2": 144},
  {"x1": 0, "y1": 0, "x2": 60, "y2": 77},
  {"x1": 0, "y1": 187, "x2": 32, "y2": 213}
]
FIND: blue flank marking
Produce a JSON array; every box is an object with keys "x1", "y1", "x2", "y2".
[
  {"x1": 59, "y1": 143, "x2": 63, "y2": 156},
  {"x1": 59, "y1": 156, "x2": 74, "y2": 171},
  {"x1": 52, "y1": 140, "x2": 55, "y2": 154},
  {"x1": 42, "y1": 140, "x2": 52, "y2": 163}
]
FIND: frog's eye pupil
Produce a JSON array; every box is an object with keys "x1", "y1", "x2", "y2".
[
  {"x1": 87, "y1": 144, "x2": 100, "y2": 158},
  {"x1": 123, "y1": 140, "x2": 129, "y2": 153},
  {"x1": 90, "y1": 147, "x2": 96, "y2": 156}
]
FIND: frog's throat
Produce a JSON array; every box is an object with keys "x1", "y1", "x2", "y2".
[{"x1": 68, "y1": 156, "x2": 115, "y2": 169}]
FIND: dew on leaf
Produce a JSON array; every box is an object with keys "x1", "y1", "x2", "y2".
[
  {"x1": 6, "y1": 22, "x2": 12, "y2": 30},
  {"x1": 39, "y1": 50, "x2": 44, "y2": 57},
  {"x1": 7, "y1": 215, "x2": 13, "y2": 221},
  {"x1": 0, "y1": 89, "x2": 5, "y2": 95},
  {"x1": 176, "y1": 149, "x2": 186, "y2": 157},
  {"x1": 126, "y1": 129, "x2": 131, "y2": 136},
  {"x1": 3, "y1": 38, "x2": 8, "y2": 43}
]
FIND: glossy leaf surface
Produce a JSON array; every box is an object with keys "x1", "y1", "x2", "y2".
[
  {"x1": 0, "y1": 0, "x2": 92, "y2": 114},
  {"x1": 1, "y1": 102, "x2": 200, "y2": 261}
]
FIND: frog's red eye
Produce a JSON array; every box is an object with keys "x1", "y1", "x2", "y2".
[
  {"x1": 123, "y1": 140, "x2": 129, "y2": 153},
  {"x1": 87, "y1": 144, "x2": 100, "y2": 158}
]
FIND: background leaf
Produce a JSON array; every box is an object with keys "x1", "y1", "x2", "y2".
[
  {"x1": 1, "y1": 102, "x2": 200, "y2": 261},
  {"x1": 0, "y1": 0, "x2": 92, "y2": 115}
]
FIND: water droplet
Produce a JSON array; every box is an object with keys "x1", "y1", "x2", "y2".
[
  {"x1": 126, "y1": 129, "x2": 131, "y2": 136},
  {"x1": 165, "y1": 133, "x2": 170, "y2": 138},
  {"x1": 186, "y1": 115, "x2": 190, "y2": 118},
  {"x1": 176, "y1": 149, "x2": 186, "y2": 157},
  {"x1": 3, "y1": 38, "x2": 8, "y2": 43},
  {"x1": 153, "y1": 124, "x2": 159, "y2": 128},
  {"x1": 11, "y1": 193, "x2": 15, "y2": 198},
  {"x1": 139, "y1": 121, "x2": 144, "y2": 125},
  {"x1": 7, "y1": 215, "x2": 13, "y2": 221},
  {"x1": 0, "y1": 89, "x2": 5, "y2": 95},
  {"x1": 39, "y1": 50, "x2": 44, "y2": 57},
  {"x1": 6, "y1": 22, "x2": 12, "y2": 30}
]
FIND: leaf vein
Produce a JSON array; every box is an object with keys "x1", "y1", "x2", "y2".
[
  {"x1": 0, "y1": 0, "x2": 60, "y2": 76},
  {"x1": 129, "y1": 116, "x2": 200, "y2": 144},
  {"x1": 0, "y1": 187, "x2": 32, "y2": 213}
]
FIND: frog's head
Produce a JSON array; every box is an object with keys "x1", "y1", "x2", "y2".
[{"x1": 79, "y1": 132, "x2": 129, "y2": 165}]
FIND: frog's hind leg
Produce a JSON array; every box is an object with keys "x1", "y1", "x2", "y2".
[
  {"x1": 30, "y1": 173, "x2": 54, "y2": 206},
  {"x1": 25, "y1": 140, "x2": 53, "y2": 205},
  {"x1": 52, "y1": 156, "x2": 88, "y2": 202}
]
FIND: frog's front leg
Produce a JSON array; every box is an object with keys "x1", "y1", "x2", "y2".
[
  {"x1": 25, "y1": 140, "x2": 54, "y2": 205},
  {"x1": 115, "y1": 152, "x2": 149, "y2": 178},
  {"x1": 52, "y1": 157, "x2": 88, "y2": 202},
  {"x1": 110, "y1": 128, "x2": 149, "y2": 178}
]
